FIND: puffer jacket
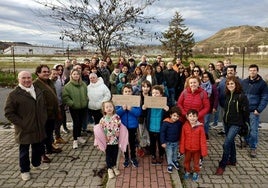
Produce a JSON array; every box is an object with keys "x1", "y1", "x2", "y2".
[
  {"x1": 180, "y1": 121, "x2": 208, "y2": 157},
  {"x1": 116, "y1": 106, "x2": 142, "y2": 129},
  {"x1": 177, "y1": 87, "x2": 210, "y2": 123},
  {"x1": 63, "y1": 80, "x2": 88, "y2": 109},
  {"x1": 242, "y1": 75, "x2": 268, "y2": 113},
  {"x1": 160, "y1": 118, "x2": 182, "y2": 144}
]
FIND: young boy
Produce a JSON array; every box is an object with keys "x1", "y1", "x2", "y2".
[
  {"x1": 116, "y1": 84, "x2": 142, "y2": 167},
  {"x1": 143, "y1": 85, "x2": 169, "y2": 165},
  {"x1": 180, "y1": 109, "x2": 208, "y2": 181},
  {"x1": 160, "y1": 106, "x2": 182, "y2": 173}
]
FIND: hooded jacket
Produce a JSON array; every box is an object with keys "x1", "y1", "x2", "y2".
[{"x1": 160, "y1": 117, "x2": 182, "y2": 144}]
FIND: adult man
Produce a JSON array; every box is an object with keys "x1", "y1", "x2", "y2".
[
  {"x1": 50, "y1": 69, "x2": 67, "y2": 144},
  {"x1": 163, "y1": 62, "x2": 178, "y2": 107},
  {"x1": 5, "y1": 71, "x2": 49, "y2": 181},
  {"x1": 34, "y1": 65, "x2": 62, "y2": 163},
  {"x1": 242, "y1": 64, "x2": 268, "y2": 158}
]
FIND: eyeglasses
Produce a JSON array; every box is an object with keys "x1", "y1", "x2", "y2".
[
  {"x1": 193, "y1": 70, "x2": 199, "y2": 72},
  {"x1": 227, "y1": 82, "x2": 235, "y2": 85},
  {"x1": 42, "y1": 71, "x2": 50, "y2": 73}
]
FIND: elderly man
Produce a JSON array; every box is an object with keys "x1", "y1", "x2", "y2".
[{"x1": 5, "y1": 71, "x2": 49, "y2": 181}]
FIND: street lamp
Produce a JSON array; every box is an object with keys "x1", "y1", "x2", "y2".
[{"x1": 11, "y1": 45, "x2": 16, "y2": 78}]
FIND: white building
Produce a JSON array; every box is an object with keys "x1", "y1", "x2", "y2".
[{"x1": 3, "y1": 45, "x2": 64, "y2": 55}]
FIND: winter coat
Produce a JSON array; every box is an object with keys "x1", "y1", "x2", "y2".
[
  {"x1": 63, "y1": 80, "x2": 88, "y2": 109},
  {"x1": 180, "y1": 121, "x2": 208, "y2": 157},
  {"x1": 160, "y1": 118, "x2": 182, "y2": 144},
  {"x1": 4, "y1": 86, "x2": 47, "y2": 144},
  {"x1": 242, "y1": 75, "x2": 268, "y2": 113},
  {"x1": 87, "y1": 77, "x2": 111, "y2": 110},
  {"x1": 163, "y1": 68, "x2": 178, "y2": 89},
  {"x1": 223, "y1": 92, "x2": 250, "y2": 126},
  {"x1": 33, "y1": 78, "x2": 59, "y2": 119},
  {"x1": 177, "y1": 87, "x2": 210, "y2": 123},
  {"x1": 116, "y1": 106, "x2": 142, "y2": 129}
]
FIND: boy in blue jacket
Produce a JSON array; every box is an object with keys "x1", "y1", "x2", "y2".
[
  {"x1": 116, "y1": 84, "x2": 142, "y2": 167},
  {"x1": 160, "y1": 106, "x2": 182, "y2": 173}
]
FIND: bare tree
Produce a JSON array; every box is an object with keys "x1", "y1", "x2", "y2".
[
  {"x1": 160, "y1": 11, "x2": 195, "y2": 62},
  {"x1": 34, "y1": 0, "x2": 158, "y2": 59}
]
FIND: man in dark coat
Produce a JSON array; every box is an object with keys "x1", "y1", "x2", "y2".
[{"x1": 5, "y1": 71, "x2": 48, "y2": 181}]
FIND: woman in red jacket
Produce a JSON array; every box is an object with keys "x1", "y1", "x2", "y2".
[{"x1": 177, "y1": 75, "x2": 210, "y2": 124}]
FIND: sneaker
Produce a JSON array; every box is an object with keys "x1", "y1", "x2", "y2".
[
  {"x1": 250, "y1": 149, "x2": 257, "y2": 158},
  {"x1": 137, "y1": 148, "x2": 145, "y2": 157},
  {"x1": 184, "y1": 172, "x2": 190, "y2": 180},
  {"x1": 215, "y1": 167, "x2": 225, "y2": 175},
  {"x1": 113, "y1": 167, "x2": 120, "y2": 176},
  {"x1": 157, "y1": 156, "x2": 163, "y2": 165},
  {"x1": 32, "y1": 163, "x2": 49, "y2": 170},
  {"x1": 199, "y1": 158, "x2": 203, "y2": 168},
  {"x1": 172, "y1": 161, "x2": 180, "y2": 170},
  {"x1": 54, "y1": 137, "x2": 68, "y2": 144},
  {"x1": 167, "y1": 165, "x2": 173, "y2": 173},
  {"x1": 77, "y1": 137, "x2": 86, "y2": 144},
  {"x1": 131, "y1": 158, "x2": 139, "y2": 168},
  {"x1": 217, "y1": 130, "x2": 225, "y2": 135},
  {"x1": 192, "y1": 172, "x2": 199, "y2": 181},
  {"x1": 151, "y1": 156, "x2": 157, "y2": 165},
  {"x1": 108, "y1": 168, "x2": 115, "y2": 179},
  {"x1": 73, "y1": 140, "x2": 78, "y2": 149},
  {"x1": 177, "y1": 153, "x2": 184, "y2": 160},
  {"x1": 21, "y1": 172, "x2": 31, "y2": 181},
  {"x1": 123, "y1": 159, "x2": 129, "y2": 168},
  {"x1": 41, "y1": 155, "x2": 51, "y2": 163}
]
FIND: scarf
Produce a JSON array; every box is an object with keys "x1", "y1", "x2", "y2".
[{"x1": 19, "y1": 84, "x2": 36, "y2": 100}]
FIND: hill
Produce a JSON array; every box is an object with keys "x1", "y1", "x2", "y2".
[
  {"x1": 0, "y1": 41, "x2": 31, "y2": 51},
  {"x1": 195, "y1": 25, "x2": 268, "y2": 49}
]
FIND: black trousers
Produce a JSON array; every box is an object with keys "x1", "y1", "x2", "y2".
[
  {"x1": 19, "y1": 143, "x2": 42, "y2": 173},
  {"x1": 124, "y1": 128, "x2": 137, "y2": 160},
  {"x1": 106, "y1": 144, "x2": 119, "y2": 168}
]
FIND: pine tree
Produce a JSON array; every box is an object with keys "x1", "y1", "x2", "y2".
[{"x1": 160, "y1": 12, "x2": 195, "y2": 62}]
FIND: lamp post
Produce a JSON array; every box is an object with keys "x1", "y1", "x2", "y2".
[
  {"x1": 242, "y1": 46, "x2": 245, "y2": 79},
  {"x1": 11, "y1": 45, "x2": 16, "y2": 78}
]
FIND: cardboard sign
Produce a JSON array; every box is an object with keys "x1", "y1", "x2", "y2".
[
  {"x1": 144, "y1": 96, "x2": 167, "y2": 109},
  {"x1": 112, "y1": 95, "x2": 141, "y2": 107}
]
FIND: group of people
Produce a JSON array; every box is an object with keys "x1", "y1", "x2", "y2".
[{"x1": 4, "y1": 54, "x2": 268, "y2": 182}]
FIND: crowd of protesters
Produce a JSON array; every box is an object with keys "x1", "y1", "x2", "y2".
[{"x1": 5, "y1": 54, "x2": 268, "y2": 182}]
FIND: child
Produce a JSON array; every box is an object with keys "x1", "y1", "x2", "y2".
[
  {"x1": 143, "y1": 85, "x2": 169, "y2": 165},
  {"x1": 180, "y1": 109, "x2": 208, "y2": 181},
  {"x1": 93, "y1": 101, "x2": 128, "y2": 179},
  {"x1": 137, "y1": 80, "x2": 152, "y2": 157},
  {"x1": 116, "y1": 84, "x2": 142, "y2": 167},
  {"x1": 160, "y1": 106, "x2": 182, "y2": 173}
]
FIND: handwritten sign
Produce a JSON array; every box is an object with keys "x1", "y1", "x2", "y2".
[
  {"x1": 144, "y1": 96, "x2": 167, "y2": 108},
  {"x1": 112, "y1": 95, "x2": 141, "y2": 107}
]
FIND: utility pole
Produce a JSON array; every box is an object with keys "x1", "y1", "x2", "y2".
[{"x1": 11, "y1": 45, "x2": 16, "y2": 78}]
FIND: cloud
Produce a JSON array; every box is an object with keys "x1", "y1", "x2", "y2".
[{"x1": 0, "y1": 0, "x2": 268, "y2": 46}]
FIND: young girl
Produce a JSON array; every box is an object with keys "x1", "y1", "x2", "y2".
[
  {"x1": 180, "y1": 109, "x2": 208, "y2": 181},
  {"x1": 143, "y1": 85, "x2": 169, "y2": 165},
  {"x1": 93, "y1": 101, "x2": 128, "y2": 179}
]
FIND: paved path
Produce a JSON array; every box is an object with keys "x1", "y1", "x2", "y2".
[{"x1": 1, "y1": 122, "x2": 267, "y2": 188}]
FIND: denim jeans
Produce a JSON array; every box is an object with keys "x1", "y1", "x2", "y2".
[
  {"x1": 204, "y1": 113, "x2": 211, "y2": 134},
  {"x1": 245, "y1": 112, "x2": 259, "y2": 150},
  {"x1": 219, "y1": 124, "x2": 240, "y2": 168},
  {"x1": 165, "y1": 142, "x2": 178, "y2": 165}
]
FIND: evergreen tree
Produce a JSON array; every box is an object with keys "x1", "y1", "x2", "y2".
[{"x1": 160, "y1": 12, "x2": 195, "y2": 62}]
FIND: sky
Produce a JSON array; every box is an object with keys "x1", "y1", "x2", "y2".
[{"x1": 0, "y1": 0, "x2": 268, "y2": 48}]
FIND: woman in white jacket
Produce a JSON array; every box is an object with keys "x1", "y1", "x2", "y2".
[{"x1": 87, "y1": 73, "x2": 111, "y2": 124}]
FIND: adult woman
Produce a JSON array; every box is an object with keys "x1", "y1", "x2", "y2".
[
  {"x1": 201, "y1": 71, "x2": 219, "y2": 139},
  {"x1": 207, "y1": 63, "x2": 218, "y2": 81},
  {"x1": 87, "y1": 73, "x2": 111, "y2": 125},
  {"x1": 215, "y1": 76, "x2": 249, "y2": 175},
  {"x1": 63, "y1": 69, "x2": 89, "y2": 149},
  {"x1": 141, "y1": 64, "x2": 158, "y2": 86},
  {"x1": 192, "y1": 65, "x2": 202, "y2": 78},
  {"x1": 177, "y1": 75, "x2": 210, "y2": 124}
]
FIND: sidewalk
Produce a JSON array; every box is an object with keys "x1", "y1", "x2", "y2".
[{"x1": 0, "y1": 122, "x2": 267, "y2": 188}]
